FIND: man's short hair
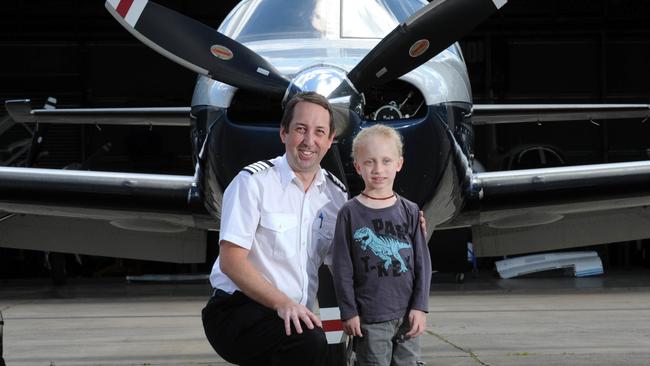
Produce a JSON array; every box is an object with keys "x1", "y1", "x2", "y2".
[{"x1": 281, "y1": 92, "x2": 335, "y2": 137}]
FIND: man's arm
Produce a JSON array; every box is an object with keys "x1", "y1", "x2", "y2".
[{"x1": 219, "y1": 240, "x2": 322, "y2": 336}]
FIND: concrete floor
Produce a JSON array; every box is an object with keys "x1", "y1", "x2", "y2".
[{"x1": 1, "y1": 269, "x2": 650, "y2": 365}]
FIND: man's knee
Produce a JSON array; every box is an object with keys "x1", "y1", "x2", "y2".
[
  {"x1": 202, "y1": 298, "x2": 237, "y2": 361},
  {"x1": 201, "y1": 300, "x2": 222, "y2": 352},
  {"x1": 278, "y1": 326, "x2": 327, "y2": 364},
  {"x1": 299, "y1": 326, "x2": 327, "y2": 351}
]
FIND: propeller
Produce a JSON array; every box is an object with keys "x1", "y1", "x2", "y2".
[
  {"x1": 104, "y1": 0, "x2": 292, "y2": 98},
  {"x1": 347, "y1": 0, "x2": 507, "y2": 93}
]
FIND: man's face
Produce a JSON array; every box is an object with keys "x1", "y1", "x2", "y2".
[{"x1": 280, "y1": 101, "x2": 334, "y2": 177}]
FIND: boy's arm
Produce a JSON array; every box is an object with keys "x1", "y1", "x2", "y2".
[
  {"x1": 409, "y1": 203, "x2": 432, "y2": 313},
  {"x1": 330, "y1": 207, "x2": 359, "y2": 321}
]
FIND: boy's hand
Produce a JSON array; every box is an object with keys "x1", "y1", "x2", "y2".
[
  {"x1": 343, "y1": 316, "x2": 363, "y2": 337},
  {"x1": 419, "y1": 210, "x2": 427, "y2": 237},
  {"x1": 405, "y1": 309, "x2": 426, "y2": 338}
]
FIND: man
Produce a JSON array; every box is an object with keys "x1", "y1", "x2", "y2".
[{"x1": 202, "y1": 92, "x2": 348, "y2": 365}]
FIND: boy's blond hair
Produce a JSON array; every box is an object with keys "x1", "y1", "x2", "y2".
[{"x1": 351, "y1": 124, "x2": 404, "y2": 161}]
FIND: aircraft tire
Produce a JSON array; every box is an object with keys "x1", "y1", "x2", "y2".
[
  {"x1": 456, "y1": 272, "x2": 465, "y2": 283},
  {"x1": 49, "y1": 252, "x2": 67, "y2": 286}
]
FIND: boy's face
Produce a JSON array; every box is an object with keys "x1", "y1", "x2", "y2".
[{"x1": 353, "y1": 135, "x2": 403, "y2": 194}]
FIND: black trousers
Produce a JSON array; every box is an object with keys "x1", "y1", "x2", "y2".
[{"x1": 202, "y1": 290, "x2": 327, "y2": 366}]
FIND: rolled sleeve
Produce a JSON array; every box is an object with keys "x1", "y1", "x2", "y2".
[{"x1": 219, "y1": 173, "x2": 261, "y2": 250}]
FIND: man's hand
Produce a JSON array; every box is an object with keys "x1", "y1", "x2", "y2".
[
  {"x1": 343, "y1": 315, "x2": 363, "y2": 337},
  {"x1": 276, "y1": 299, "x2": 323, "y2": 336},
  {"x1": 405, "y1": 309, "x2": 426, "y2": 339},
  {"x1": 419, "y1": 210, "x2": 428, "y2": 237}
]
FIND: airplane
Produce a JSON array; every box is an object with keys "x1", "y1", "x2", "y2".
[
  {"x1": 3, "y1": 0, "x2": 650, "y2": 326},
  {"x1": 4, "y1": 0, "x2": 650, "y2": 263},
  {"x1": 4, "y1": 0, "x2": 650, "y2": 361}
]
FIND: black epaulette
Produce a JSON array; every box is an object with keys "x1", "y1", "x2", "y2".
[
  {"x1": 324, "y1": 170, "x2": 347, "y2": 193},
  {"x1": 242, "y1": 160, "x2": 275, "y2": 175}
]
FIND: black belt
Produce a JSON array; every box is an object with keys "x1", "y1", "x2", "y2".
[{"x1": 212, "y1": 288, "x2": 232, "y2": 298}]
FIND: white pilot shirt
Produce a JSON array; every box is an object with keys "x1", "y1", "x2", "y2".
[{"x1": 209, "y1": 154, "x2": 348, "y2": 310}]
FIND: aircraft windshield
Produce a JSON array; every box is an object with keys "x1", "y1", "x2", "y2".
[{"x1": 219, "y1": 0, "x2": 428, "y2": 42}]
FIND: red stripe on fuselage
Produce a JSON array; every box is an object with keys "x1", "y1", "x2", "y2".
[
  {"x1": 116, "y1": 0, "x2": 134, "y2": 18},
  {"x1": 322, "y1": 319, "x2": 343, "y2": 332}
]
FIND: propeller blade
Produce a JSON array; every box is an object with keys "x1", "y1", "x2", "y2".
[
  {"x1": 105, "y1": 0, "x2": 291, "y2": 97},
  {"x1": 347, "y1": 0, "x2": 507, "y2": 92}
]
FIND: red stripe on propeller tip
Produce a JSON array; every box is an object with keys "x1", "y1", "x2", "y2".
[
  {"x1": 116, "y1": 0, "x2": 134, "y2": 18},
  {"x1": 322, "y1": 319, "x2": 343, "y2": 332}
]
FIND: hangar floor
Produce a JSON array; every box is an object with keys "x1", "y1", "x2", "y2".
[{"x1": 1, "y1": 269, "x2": 650, "y2": 365}]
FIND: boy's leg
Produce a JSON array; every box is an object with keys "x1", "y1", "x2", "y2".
[
  {"x1": 391, "y1": 316, "x2": 420, "y2": 366},
  {"x1": 356, "y1": 320, "x2": 399, "y2": 366},
  {"x1": 202, "y1": 290, "x2": 326, "y2": 366}
]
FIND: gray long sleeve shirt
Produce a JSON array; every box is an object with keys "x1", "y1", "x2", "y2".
[{"x1": 331, "y1": 195, "x2": 431, "y2": 323}]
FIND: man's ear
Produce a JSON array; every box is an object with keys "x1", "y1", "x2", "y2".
[
  {"x1": 280, "y1": 126, "x2": 287, "y2": 143},
  {"x1": 396, "y1": 157, "x2": 404, "y2": 172}
]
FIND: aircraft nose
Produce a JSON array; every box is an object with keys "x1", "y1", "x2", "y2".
[{"x1": 287, "y1": 65, "x2": 363, "y2": 139}]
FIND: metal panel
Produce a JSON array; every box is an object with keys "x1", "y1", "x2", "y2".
[
  {"x1": 0, "y1": 215, "x2": 207, "y2": 263},
  {"x1": 473, "y1": 205, "x2": 650, "y2": 257}
]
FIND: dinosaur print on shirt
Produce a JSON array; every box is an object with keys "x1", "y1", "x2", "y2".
[{"x1": 354, "y1": 226, "x2": 412, "y2": 273}]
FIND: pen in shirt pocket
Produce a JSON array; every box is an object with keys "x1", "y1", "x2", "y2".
[{"x1": 318, "y1": 212, "x2": 324, "y2": 228}]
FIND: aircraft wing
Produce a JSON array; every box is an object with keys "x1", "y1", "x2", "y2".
[
  {"x1": 472, "y1": 103, "x2": 650, "y2": 125},
  {"x1": 0, "y1": 99, "x2": 215, "y2": 263},
  {"x1": 0, "y1": 166, "x2": 215, "y2": 263},
  {"x1": 443, "y1": 103, "x2": 650, "y2": 258},
  {"x1": 5, "y1": 99, "x2": 190, "y2": 127},
  {"x1": 0, "y1": 166, "x2": 207, "y2": 226}
]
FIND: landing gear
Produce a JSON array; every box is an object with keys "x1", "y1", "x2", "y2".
[
  {"x1": 46, "y1": 252, "x2": 67, "y2": 286},
  {"x1": 1, "y1": 310, "x2": 6, "y2": 366},
  {"x1": 455, "y1": 272, "x2": 465, "y2": 283}
]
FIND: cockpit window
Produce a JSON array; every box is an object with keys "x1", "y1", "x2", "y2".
[
  {"x1": 341, "y1": 0, "x2": 427, "y2": 38},
  {"x1": 219, "y1": 0, "x2": 326, "y2": 42},
  {"x1": 219, "y1": 0, "x2": 429, "y2": 42}
]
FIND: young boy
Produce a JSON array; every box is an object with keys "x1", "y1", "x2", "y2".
[{"x1": 331, "y1": 124, "x2": 431, "y2": 365}]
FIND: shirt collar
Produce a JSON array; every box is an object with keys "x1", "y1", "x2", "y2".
[{"x1": 279, "y1": 154, "x2": 326, "y2": 193}]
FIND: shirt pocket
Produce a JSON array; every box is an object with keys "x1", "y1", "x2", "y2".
[
  {"x1": 260, "y1": 212, "x2": 299, "y2": 258},
  {"x1": 311, "y1": 218, "x2": 336, "y2": 262}
]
